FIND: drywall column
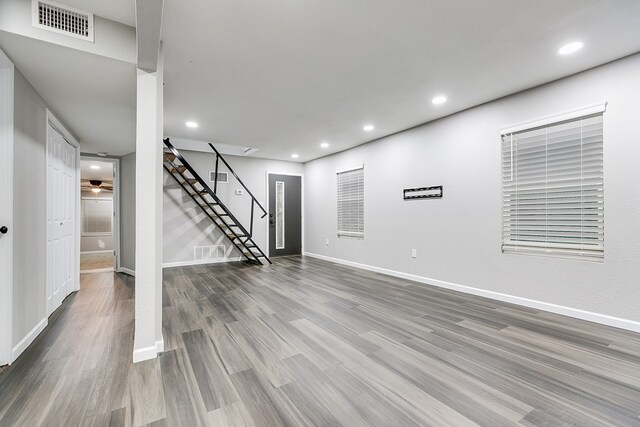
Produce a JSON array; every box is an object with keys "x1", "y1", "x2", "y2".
[
  {"x1": 133, "y1": 48, "x2": 164, "y2": 363},
  {"x1": 154, "y1": 45, "x2": 164, "y2": 356}
]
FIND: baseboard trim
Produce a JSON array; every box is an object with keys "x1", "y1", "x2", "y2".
[
  {"x1": 303, "y1": 252, "x2": 640, "y2": 333},
  {"x1": 156, "y1": 338, "x2": 164, "y2": 353},
  {"x1": 80, "y1": 267, "x2": 114, "y2": 274},
  {"x1": 12, "y1": 317, "x2": 48, "y2": 362},
  {"x1": 80, "y1": 250, "x2": 113, "y2": 255},
  {"x1": 162, "y1": 257, "x2": 243, "y2": 268},
  {"x1": 119, "y1": 267, "x2": 135, "y2": 276},
  {"x1": 133, "y1": 345, "x2": 157, "y2": 363}
]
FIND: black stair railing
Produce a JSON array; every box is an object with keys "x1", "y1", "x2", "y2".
[
  {"x1": 162, "y1": 138, "x2": 271, "y2": 264},
  {"x1": 207, "y1": 143, "x2": 268, "y2": 238}
]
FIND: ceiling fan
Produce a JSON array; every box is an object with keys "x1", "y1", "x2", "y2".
[{"x1": 81, "y1": 179, "x2": 113, "y2": 193}]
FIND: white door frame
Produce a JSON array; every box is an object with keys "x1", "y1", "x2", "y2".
[
  {"x1": 80, "y1": 155, "x2": 121, "y2": 271},
  {"x1": 264, "y1": 171, "x2": 304, "y2": 258},
  {"x1": 0, "y1": 49, "x2": 15, "y2": 365},
  {"x1": 46, "y1": 109, "x2": 80, "y2": 316}
]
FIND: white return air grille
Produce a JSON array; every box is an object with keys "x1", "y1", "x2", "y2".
[
  {"x1": 209, "y1": 171, "x2": 229, "y2": 183},
  {"x1": 32, "y1": 0, "x2": 94, "y2": 42},
  {"x1": 194, "y1": 245, "x2": 226, "y2": 261}
]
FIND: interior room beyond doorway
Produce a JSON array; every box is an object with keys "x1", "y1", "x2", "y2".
[{"x1": 80, "y1": 158, "x2": 117, "y2": 273}]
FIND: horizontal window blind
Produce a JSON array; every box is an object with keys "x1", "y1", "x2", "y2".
[
  {"x1": 501, "y1": 112, "x2": 604, "y2": 259},
  {"x1": 82, "y1": 198, "x2": 113, "y2": 236},
  {"x1": 337, "y1": 166, "x2": 364, "y2": 238}
]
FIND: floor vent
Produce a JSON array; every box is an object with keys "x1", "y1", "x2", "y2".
[
  {"x1": 194, "y1": 245, "x2": 226, "y2": 261},
  {"x1": 32, "y1": 0, "x2": 94, "y2": 42}
]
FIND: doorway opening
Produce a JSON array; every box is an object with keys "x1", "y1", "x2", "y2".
[{"x1": 80, "y1": 157, "x2": 120, "y2": 273}]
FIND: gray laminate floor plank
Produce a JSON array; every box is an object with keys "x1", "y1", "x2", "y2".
[{"x1": 1, "y1": 256, "x2": 640, "y2": 426}]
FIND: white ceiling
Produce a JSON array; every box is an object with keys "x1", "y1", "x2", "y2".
[
  {"x1": 162, "y1": 0, "x2": 640, "y2": 161},
  {"x1": 81, "y1": 159, "x2": 114, "y2": 181},
  {"x1": 0, "y1": 31, "x2": 137, "y2": 156},
  {"x1": 2, "y1": 1, "x2": 640, "y2": 161}
]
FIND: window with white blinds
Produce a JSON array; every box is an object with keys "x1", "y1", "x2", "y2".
[
  {"x1": 337, "y1": 166, "x2": 364, "y2": 238},
  {"x1": 501, "y1": 107, "x2": 604, "y2": 260},
  {"x1": 82, "y1": 198, "x2": 113, "y2": 236}
]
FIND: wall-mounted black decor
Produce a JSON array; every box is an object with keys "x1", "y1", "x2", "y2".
[{"x1": 403, "y1": 185, "x2": 443, "y2": 200}]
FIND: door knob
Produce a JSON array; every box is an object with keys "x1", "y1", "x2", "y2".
[{"x1": 0, "y1": 226, "x2": 7, "y2": 234}]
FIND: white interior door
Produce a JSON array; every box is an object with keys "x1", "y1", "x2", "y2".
[
  {"x1": 0, "y1": 50, "x2": 14, "y2": 365},
  {"x1": 46, "y1": 124, "x2": 76, "y2": 315}
]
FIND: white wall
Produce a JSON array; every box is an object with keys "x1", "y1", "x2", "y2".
[
  {"x1": 304, "y1": 54, "x2": 640, "y2": 328},
  {"x1": 163, "y1": 150, "x2": 303, "y2": 265},
  {"x1": 11, "y1": 68, "x2": 67, "y2": 348}
]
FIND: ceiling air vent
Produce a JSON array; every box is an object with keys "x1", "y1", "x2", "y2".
[{"x1": 32, "y1": 0, "x2": 94, "y2": 42}]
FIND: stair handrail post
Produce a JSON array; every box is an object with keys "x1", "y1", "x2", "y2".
[
  {"x1": 214, "y1": 153, "x2": 219, "y2": 195},
  {"x1": 207, "y1": 143, "x2": 268, "y2": 219},
  {"x1": 249, "y1": 199, "x2": 255, "y2": 237}
]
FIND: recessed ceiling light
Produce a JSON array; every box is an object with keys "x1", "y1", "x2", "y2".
[
  {"x1": 320, "y1": 142, "x2": 329, "y2": 148},
  {"x1": 557, "y1": 41, "x2": 583, "y2": 55},
  {"x1": 432, "y1": 95, "x2": 447, "y2": 105},
  {"x1": 291, "y1": 153, "x2": 299, "y2": 159},
  {"x1": 90, "y1": 165, "x2": 100, "y2": 170},
  {"x1": 363, "y1": 124, "x2": 374, "y2": 132},
  {"x1": 185, "y1": 121, "x2": 199, "y2": 128}
]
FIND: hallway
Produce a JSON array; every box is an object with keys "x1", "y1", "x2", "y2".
[
  {"x1": 80, "y1": 252, "x2": 115, "y2": 273},
  {"x1": 1, "y1": 257, "x2": 639, "y2": 426}
]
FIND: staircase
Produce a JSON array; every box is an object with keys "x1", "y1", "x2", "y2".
[{"x1": 162, "y1": 138, "x2": 271, "y2": 265}]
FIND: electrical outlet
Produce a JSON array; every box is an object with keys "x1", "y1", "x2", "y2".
[
  {"x1": 326, "y1": 238, "x2": 330, "y2": 246},
  {"x1": 411, "y1": 248, "x2": 417, "y2": 258},
  {"x1": 235, "y1": 189, "x2": 244, "y2": 195}
]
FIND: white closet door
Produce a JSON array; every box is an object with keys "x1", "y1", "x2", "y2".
[{"x1": 46, "y1": 124, "x2": 76, "y2": 315}]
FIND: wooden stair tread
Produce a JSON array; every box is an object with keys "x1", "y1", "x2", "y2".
[
  {"x1": 163, "y1": 139, "x2": 272, "y2": 265},
  {"x1": 242, "y1": 249, "x2": 262, "y2": 256}
]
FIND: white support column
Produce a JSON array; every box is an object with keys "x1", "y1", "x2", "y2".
[
  {"x1": 133, "y1": 45, "x2": 164, "y2": 363},
  {"x1": 154, "y1": 45, "x2": 164, "y2": 355}
]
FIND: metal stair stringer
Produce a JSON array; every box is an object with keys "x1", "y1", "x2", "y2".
[{"x1": 162, "y1": 138, "x2": 271, "y2": 265}]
